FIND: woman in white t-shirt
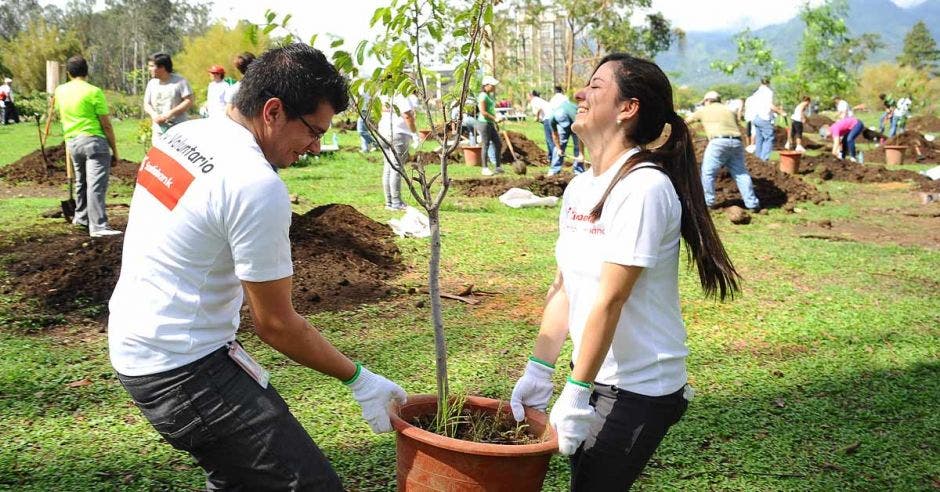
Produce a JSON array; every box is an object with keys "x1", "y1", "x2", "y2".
[{"x1": 510, "y1": 53, "x2": 740, "y2": 490}]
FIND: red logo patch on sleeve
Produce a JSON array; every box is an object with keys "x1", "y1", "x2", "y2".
[{"x1": 138, "y1": 147, "x2": 195, "y2": 210}]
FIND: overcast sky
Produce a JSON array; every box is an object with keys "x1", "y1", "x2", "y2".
[{"x1": 43, "y1": 0, "x2": 929, "y2": 46}]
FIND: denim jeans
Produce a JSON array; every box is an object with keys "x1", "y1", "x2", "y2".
[
  {"x1": 549, "y1": 115, "x2": 581, "y2": 175},
  {"x1": 569, "y1": 384, "x2": 689, "y2": 491},
  {"x1": 117, "y1": 345, "x2": 343, "y2": 491},
  {"x1": 701, "y1": 137, "x2": 760, "y2": 210},
  {"x1": 67, "y1": 135, "x2": 112, "y2": 232},
  {"x1": 542, "y1": 119, "x2": 555, "y2": 161},
  {"x1": 357, "y1": 117, "x2": 374, "y2": 151},
  {"x1": 752, "y1": 117, "x2": 774, "y2": 161},
  {"x1": 380, "y1": 135, "x2": 411, "y2": 207},
  {"x1": 842, "y1": 120, "x2": 864, "y2": 158}
]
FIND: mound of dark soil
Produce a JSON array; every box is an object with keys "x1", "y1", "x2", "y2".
[
  {"x1": 907, "y1": 115, "x2": 940, "y2": 133},
  {"x1": 804, "y1": 114, "x2": 834, "y2": 133},
  {"x1": 501, "y1": 131, "x2": 550, "y2": 166},
  {"x1": 865, "y1": 131, "x2": 938, "y2": 163},
  {"x1": 414, "y1": 150, "x2": 461, "y2": 166},
  {"x1": 799, "y1": 153, "x2": 931, "y2": 184},
  {"x1": 0, "y1": 143, "x2": 139, "y2": 185},
  {"x1": 453, "y1": 174, "x2": 573, "y2": 198},
  {"x1": 0, "y1": 204, "x2": 402, "y2": 324}
]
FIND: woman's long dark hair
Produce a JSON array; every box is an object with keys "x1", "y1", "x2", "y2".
[{"x1": 588, "y1": 53, "x2": 740, "y2": 300}]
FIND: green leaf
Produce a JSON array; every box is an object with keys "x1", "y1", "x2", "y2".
[
  {"x1": 356, "y1": 40, "x2": 368, "y2": 66},
  {"x1": 309, "y1": 34, "x2": 318, "y2": 47},
  {"x1": 266, "y1": 10, "x2": 276, "y2": 23},
  {"x1": 262, "y1": 24, "x2": 276, "y2": 35},
  {"x1": 281, "y1": 14, "x2": 292, "y2": 27},
  {"x1": 331, "y1": 38, "x2": 345, "y2": 48}
]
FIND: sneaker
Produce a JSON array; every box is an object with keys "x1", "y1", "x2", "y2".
[
  {"x1": 385, "y1": 204, "x2": 407, "y2": 211},
  {"x1": 745, "y1": 144, "x2": 756, "y2": 154},
  {"x1": 784, "y1": 142, "x2": 791, "y2": 150},
  {"x1": 481, "y1": 167, "x2": 494, "y2": 176},
  {"x1": 794, "y1": 145, "x2": 806, "y2": 153},
  {"x1": 90, "y1": 228, "x2": 122, "y2": 238},
  {"x1": 847, "y1": 156, "x2": 857, "y2": 163},
  {"x1": 545, "y1": 171, "x2": 560, "y2": 177},
  {"x1": 72, "y1": 221, "x2": 89, "y2": 231},
  {"x1": 492, "y1": 167, "x2": 504, "y2": 174}
]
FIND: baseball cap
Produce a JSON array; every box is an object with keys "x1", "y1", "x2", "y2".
[
  {"x1": 481, "y1": 76, "x2": 499, "y2": 87},
  {"x1": 3, "y1": 78, "x2": 11, "y2": 83},
  {"x1": 701, "y1": 90, "x2": 720, "y2": 103},
  {"x1": 208, "y1": 65, "x2": 225, "y2": 75}
]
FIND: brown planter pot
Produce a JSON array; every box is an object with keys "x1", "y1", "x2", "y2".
[
  {"x1": 390, "y1": 394, "x2": 558, "y2": 491},
  {"x1": 778, "y1": 150, "x2": 802, "y2": 175},
  {"x1": 418, "y1": 129, "x2": 432, "y2": 140},
  {"x1": 462, "y1": 145, "x2": 483, "y2": 166},
  {"x1": 883, "y1": 145, "x2": 906, "y2": 165}
]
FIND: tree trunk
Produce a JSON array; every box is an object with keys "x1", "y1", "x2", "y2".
[
  {"x1": 428, "y1": 209, "x2": 450, "y2": 419},
  {"x1": 565, "y1": 21, "x2": 574, "y2": 93}
]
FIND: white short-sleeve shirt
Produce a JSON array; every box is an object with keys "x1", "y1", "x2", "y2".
[
  {"x1": 377, "y1": 94, "x2": 416, "y2": 140},
  {"x1": 108, "y1": 117, "x2": 293, "y2": 376},
  {"x1": 556, "y1": 148, "x2": 688, "y2": 396}
]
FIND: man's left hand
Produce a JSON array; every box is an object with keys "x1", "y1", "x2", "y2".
[{"x1": 549, "y1": 380, "x2": 595, "y2": 455}]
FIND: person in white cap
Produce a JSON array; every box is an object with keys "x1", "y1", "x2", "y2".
[
  {"x1": 205, "y1": 64, "x2": 228, "y2": 118},
  {"x1": 685, "y1": 90, "x2": 760, "y2": 212},
  {"x1": 474, "y1": 75, "x2": 503, "y2": 175},
  {"x1": 0, "y1": 77, "x2": 20, "y2": 124}
]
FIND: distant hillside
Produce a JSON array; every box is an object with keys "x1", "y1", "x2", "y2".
[{"x1": 656, "y1": 0, "x2": 940, "y2": 89}]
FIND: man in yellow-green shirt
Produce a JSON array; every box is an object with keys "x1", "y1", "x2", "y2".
[{"x1": 54, "y1": 55, "x2": 121, "y2": 237}]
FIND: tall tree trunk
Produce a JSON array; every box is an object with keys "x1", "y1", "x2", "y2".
[
  {"x1": 428, "y1": 209, "x2": 450, "y2": 420},
  {"x1": 565, "y1": 21, "x2": 574, "y2": 93}
]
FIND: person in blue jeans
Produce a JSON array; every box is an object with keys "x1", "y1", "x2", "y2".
[
  {"x1": 686, "y1": 91, "x2": 760, "y2": 211},
  {"x1": 748, "y1": 78, "x2": 784, "y2": 161},
  {"x1": 548, "y1": 98, "x2": 584, "y2": 175}
]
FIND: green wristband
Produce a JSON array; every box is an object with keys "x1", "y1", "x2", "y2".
[
  {"x1": 341, "y1": 362, "x2": 363, "y2": 386},
  {"x1": 566, "y1": 375, "x2": 593, "y2": 389},
  {"x1": 528, "y1": 355, "x2": 555, "y2": 369}
]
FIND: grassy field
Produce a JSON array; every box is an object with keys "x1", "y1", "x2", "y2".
[{"x1": 0, "y1": 116, "x2": 938, "y2": 491}]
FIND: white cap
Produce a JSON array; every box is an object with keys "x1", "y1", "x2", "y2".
[
  {"x1": 3, "y1": 78, "x2": 11, "y2": 84},
  {"x1": 702, "y1": 90, "x2": 720, "y2": 103},
  {"x1": 481, "y1": 75, "x2": 499, "y2": 87}
]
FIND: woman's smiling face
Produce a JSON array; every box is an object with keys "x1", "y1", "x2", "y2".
[{"x1": 571, "y1": 62, "x2": 623, "y2": 139}]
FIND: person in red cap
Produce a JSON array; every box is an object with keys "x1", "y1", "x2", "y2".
[{"x1": 206, "y1": 64, "x2": 228, "y2": 118}]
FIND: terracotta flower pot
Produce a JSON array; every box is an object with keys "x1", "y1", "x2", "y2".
[
  {"x1": 418, "y1": 129, "x2": 432, "y2": 140},
  {"x1": 778, "y1": 150, "x2": 802, "y2": 175},
  {"x1": 390, "y1": 394, "x2": 558, "y2": 492},
  {"x1": 462, "y1": 145, "x2": 483, "y2": 166},
  {"x1": 883, "y1": 145, "x2": 906, "y2": 165}
]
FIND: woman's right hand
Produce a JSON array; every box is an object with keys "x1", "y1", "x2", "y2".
[{"x1": 510, "y1": 358, "x2": 556, "y2": 421}]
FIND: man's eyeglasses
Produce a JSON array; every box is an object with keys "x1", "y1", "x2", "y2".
[{"x1": 262, "y1": 91, "x2": 325, "y2": 142}]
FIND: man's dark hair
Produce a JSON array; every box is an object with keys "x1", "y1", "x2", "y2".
[
  {"x1": 234, "y1": 52, "x2": 256, "y2": 75},
  {"x1": 760, "y1": 77, "x2": 770, "y2": 85},
  {"x1": 554, "y1": 85, "x2": 563, "y2": 93},
  {"x1": 530, "y1": 90, "x2": 540, "y2": 97},
  {"x1": 66, "y1": 55, "x2": 88, "y2": 78},
  {"x1": 149, "y1": 52, "x2": 173, "y2": 73},
  {"x1": 235, "y1": 44, "x2": 349, "y2": 119}
]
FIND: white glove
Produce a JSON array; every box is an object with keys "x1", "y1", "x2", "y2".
[
  {"x1": 549, "y1": 379, "x2": 595, "y2": 455},
  {"x1": 510, "y1": 359, "x2": 555, "y2": 421},
  {"x1": 346, "y1": 364, "x2": 407, "y2": 433}
]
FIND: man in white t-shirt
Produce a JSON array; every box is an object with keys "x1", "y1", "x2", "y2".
[
  {"x1": 143, "y1": 53, "x2": 194, "y2": 144},
  {"x1": 109, "y1": 44, "x2": 405, "y2": 490},
  {"x1": 749, "y1": 77, "x2": 785, "y2": 161},
  {"x1": 527, "y1": 89, "x2": 554, "y2": 160},
  {"x1": 376, "y1": 93, "x2": 417, "y2": 210},
  {"x1": 834, "y1": 96, "x2": 854, "y2": 120},
  {"x1": 204, "y1": 64, "x2": 228, "y2": 118}
]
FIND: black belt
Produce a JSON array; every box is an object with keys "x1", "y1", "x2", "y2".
[{"x1": 710, "y1": 135, "x2": 740, "y2": 140}]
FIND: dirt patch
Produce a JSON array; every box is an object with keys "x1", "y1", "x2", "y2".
[
  {"x1": 501, "y1": 131, "x2": 549, "y2": 166},
  {"x1": 906, "y1": 115, "x2": 940, "y2": 133},
  {"x1": 866, "y1": 131, "x2": 938, "y2": 164},
  {"x1": 453, "y1": 174, "x2": 573, "y2": 198},
  {"x1": 0, "y1": 143, "x2": 140, "y2": 186},
  {"x1": 799, "y1": 153, "x2": 931, "y2": 185},
  {"x1": 804, "y1": 114, "x2": 834, "y2": 133},
  {"x1": 0, "y1": 204, "x2": 403, "y2": 326},
  {"x1": 414, "y1": 150, "x2": 461, "y2": 166}
]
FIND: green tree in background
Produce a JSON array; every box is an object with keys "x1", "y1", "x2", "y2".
[
  {"x1": 709, "y1": 29, "x2": 784, "y2": 80},
  {"x1": 792, "y1": 0, "x2": 881, "y2": 104},
  {"x1": 897, "y1": 21, "x2": 939, "y2": 75},
  {"x1": 0, "y1": 17, "x2": 82, "y2": 92},
  {"x1": 175, "y1": 21, "x2": 270, "y2": 110}
]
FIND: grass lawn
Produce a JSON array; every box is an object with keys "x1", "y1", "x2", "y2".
[{"x1": 0, "y1": 117, "x2": 938, "y2": 491}]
